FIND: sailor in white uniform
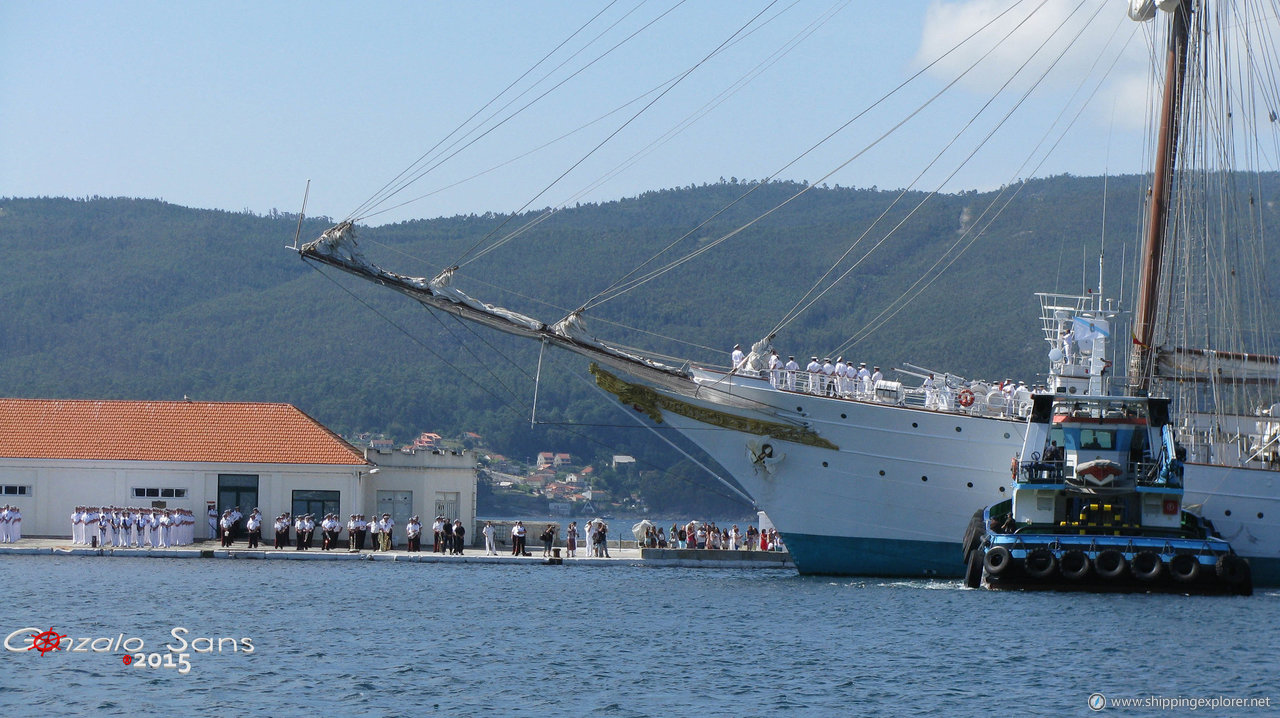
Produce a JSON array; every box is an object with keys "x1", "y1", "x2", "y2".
[
  {"x1": 784, "y1": 356, "x2": 799, "y2": 390},
  {"x1": 730, "y1": 344, "x2": 745, "y2": 370},
  {"x1": 158, "y1": 509, "x2": 174, "y2": 547},
  {"x1": 0, "y1": 505, "x2": 10, "y2": 543},
  {"x1": 768, "y1": 350, "x2": 782, "y2": 387},
  {"x1": 871, "y1": 366, "x2": 883, "y2": 396},
  {"x1": 857, "y1": 363, "x2": 872, "y2": 396},
  {"x1": 818, "y1": 358, "x2": 832, "y2": 395},
  {"x1": 805, "y1": 357, "x2": 822, "y2": 394},
  {"x1": 923, "y1": 373, "x2": 938, "y2": 409}
]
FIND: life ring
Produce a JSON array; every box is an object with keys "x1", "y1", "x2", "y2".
[
  {"x1": 1024, "y1": 548, "x2": 1057, "y2": 578},
  {"x1": 983, "y1": 545, "x2": 1013, "y2": 577},
  {"x1": 1131, "y1": 551, "x2": 1163, "y2": 582},
  {"x1": 958, "y1": 389, "x2": 975, "y2": 407},
  {"x1": 1169, "y1": 554, "x2": 1200, "y2": 583},
  {"x1": 1094, "y1": 549, "x2": 1127, "y2": 579},
  {"x1": 1059, "y1": 550, "x2": 1091, "y2": 580}
]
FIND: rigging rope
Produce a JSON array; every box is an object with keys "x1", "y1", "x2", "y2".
[
  {"x1": 580, "y1": 0, "x2": 1039, "y2": 315},
  {"x1": 346, "y1": 1, "x2": 625, "y2": 223},
  {"x1": 454, "y1": 1, "x2": 782, "y2": 270}
]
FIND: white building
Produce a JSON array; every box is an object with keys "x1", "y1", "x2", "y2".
[{"x1": 0, "y1": 398, "x2": 476, "y2": 540}]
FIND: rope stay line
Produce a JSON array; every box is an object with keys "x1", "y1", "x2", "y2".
[
  {"x1": 840, "y1": 10, "x2": 1138, "y2": 354},
  {"x1": 454, "y1": 0, "x2": 839, "y2": 278},
  {"x1": 346, "y1": 0, "x2": 625, "y2": 224},
  {"x1": 769, "y1": 0, "x2": 1107, "y2": 341},
  {"x1": 454, "y1": 1, "x2": 783, "y2": 271},
  {"x1": 577, "y1": 0, "x2": 1037, "y2": 317}
]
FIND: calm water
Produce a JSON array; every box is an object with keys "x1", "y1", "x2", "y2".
[{"x1": 1, "y1": 556, "x2": 1277, "y2": 716}]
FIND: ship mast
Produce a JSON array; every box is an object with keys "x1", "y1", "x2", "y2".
[{"x1": 1129, "y1": 0, "x2": 1191, "y2": 395}]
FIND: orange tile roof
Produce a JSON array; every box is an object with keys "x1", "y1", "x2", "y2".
[{"x1": 0, "y1": 398, "x2": 368, "y2": 465}]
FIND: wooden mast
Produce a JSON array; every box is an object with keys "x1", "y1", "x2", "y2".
[{"x1": 1130, "y1": 1, "x2": 1191, "y2": 395}]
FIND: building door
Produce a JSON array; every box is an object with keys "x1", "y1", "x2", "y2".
[
  {"x1": 434, "y1": 492, "x2": 460, "y2": 521},
  {"x1": 217, "y1": 474, "x2": 259, "y2": 538},
  {"x1": 376, "y1": 490, "x2": 413, "y2": 545}
]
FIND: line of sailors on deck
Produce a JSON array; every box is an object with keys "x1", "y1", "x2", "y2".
[
  {"x1": 738, "y1": 345, "x2": 1032, "y2": 415},
  {"x1": 70, "y1": 506, "x2": 196, "y2": 547},
  {"x1": 758, "y1": 349, "x2": 884, "y2": 398}
]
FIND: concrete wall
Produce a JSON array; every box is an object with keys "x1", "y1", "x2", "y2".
[
  {"x1": 0, "y1": 458, "x2": 365, "y2": 540},
  {"x1": 360, "y1": 447, "x2": 477, "y2": 533}
]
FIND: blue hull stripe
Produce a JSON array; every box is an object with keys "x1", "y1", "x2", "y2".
[{"x1": 783, "y1": 532, "x2": 1280, "y2": 586}]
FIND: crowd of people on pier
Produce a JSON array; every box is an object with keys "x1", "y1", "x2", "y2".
[
  {"x1": 0, "y1": 505, "x2": 22, "y2": 543},
  {"x1": 69, "y1": 506, "x2": 197, "y2": 547},
  {"x1": 635, "y1": 520, "x2": 785, "y2": 552},
  {"x1": 54, "y1": 505, "x2": 785, "y2": 557}
]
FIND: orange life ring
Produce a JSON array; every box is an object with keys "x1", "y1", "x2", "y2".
[{"x1": 958, "y1": 389, "x2": 975, "y2": 407}]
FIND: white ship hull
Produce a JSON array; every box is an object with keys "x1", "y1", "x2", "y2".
[{"x1": 646, "y1": 371, "x2": 1280, "y2": 585}]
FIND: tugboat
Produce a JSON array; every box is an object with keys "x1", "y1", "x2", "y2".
[{"x1": 963, "y1": 394, "x2": 1252, "y2": 595}]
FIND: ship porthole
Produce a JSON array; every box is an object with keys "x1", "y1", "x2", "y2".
[
  {"x1": 822, "y1": 461, "x2": 828, "y2": 468},
  {"x1": 796, "y1": 406, "x2": 803, "y2": 412},
  {"x1": 955, "y1": 427, "x2": 962, "y2": 432},
  {"x1": 966, "y1": 482, "x2": 973, "y2": 488},
  {"x1": 1225, "y1": 509, "x2": 1232, "y2": 516},
  {"x1": 1004, "y1": 433, "x2": 1010, "y2": 439},
  {"x1": 841, "y1": 413, "x2": 847, "y2": 419},
  {"x1": 1258, "y1": 512, "x2": 1264, "y2": 519},
  {"x1": 879, "y1": 470, "x2": 885, "y2": 476},
  {"x1": 912, "y1": 422, "x2": 918, "y2": 428},
  {"x1": 999, "y1": 486, "x2": 1006, "y2": 492},
  {"x1": 921, "y1": 476, "x2": 928, "y2": 482}
]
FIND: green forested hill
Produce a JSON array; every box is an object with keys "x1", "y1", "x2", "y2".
[{"x1": 2, "y1": 177, "x2": 1276, "y2": 513}]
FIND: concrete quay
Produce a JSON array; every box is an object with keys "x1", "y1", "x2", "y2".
[{"x1": 0, "y1": 538, "x2": 793, "y2": 570}]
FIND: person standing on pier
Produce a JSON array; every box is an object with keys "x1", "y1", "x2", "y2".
[
  {"x1": 406, "y1": 516, "x2": 421, "y2": 552},
  {"x1": 483, "y1": 521, "x2": 497, "y2": 555},
  {"x1": 597, "y1": 521, "x2": 610, "y2": 558},
  {"x1": 246, "y1": 509, "x2": 261, "y2": 549},
  {"x1": 452, "y1": 519, "x2": 465, "y2": 555},
  {"x1": 375, "y1": 514, "x2": 390, "y2": 551},
  {"x1": 565, "y1": 522, "x2": 577, "y2": 557},
  {"x1": 511, "y1": 521, "x2": 527, "y2": 556}
]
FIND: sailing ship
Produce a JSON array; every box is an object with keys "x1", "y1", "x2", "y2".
[{"x1": 297, "y1": 0, "x2": 1280, "y2": 584}]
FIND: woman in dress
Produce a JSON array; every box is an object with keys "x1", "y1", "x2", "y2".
[{"x1": 566, "y1": 521, "x2": 577, "y2": 557}]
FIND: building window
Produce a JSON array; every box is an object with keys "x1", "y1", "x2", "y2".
[
  {"x1": 132, "y1": 488, "x2": 188, "y2": 498},
  {"x1": 292, "y1": 490, "x2": 340, "y2": 521},
  {"x1": 1, "y1": 485, "x2": 31, "y2": 496}
]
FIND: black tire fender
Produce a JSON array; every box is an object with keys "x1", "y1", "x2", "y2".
[
  {"x1": 1132, "y1": 551, "x2": 1163, "y2": 582},
  {"x1": 1094, "y1": 549, "x2": 1127, "y2": 579},
  {"x1": 1024, "y1": 548, "x2": 1057, "y2": 579}
]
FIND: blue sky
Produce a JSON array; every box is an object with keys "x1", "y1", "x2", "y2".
[{"x1": 2, "y1": 1, "x2": 1185, "y2": 225}]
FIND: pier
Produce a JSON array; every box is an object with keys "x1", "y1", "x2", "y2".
[{"x1": 0, "y1": 538, "x2": 793, "y2": 570}]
